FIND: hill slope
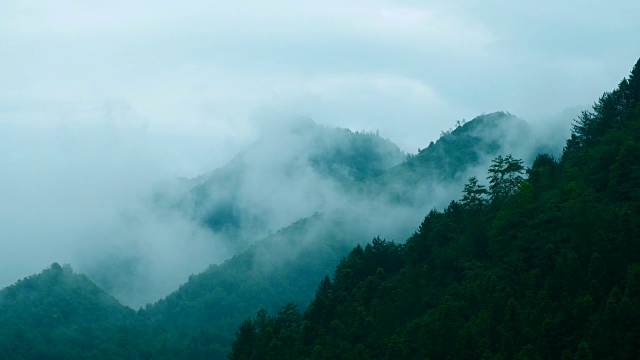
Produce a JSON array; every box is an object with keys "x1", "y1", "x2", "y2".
[
  {"x1": 137, "y1": 111, "x2": 545, "y2": 357},
  {"x1": 134, "y1": 112, "x2": 539, "y2": 358},
  {"x1": 0, "y1": 113, "x2": 560, "y2": 358},
  {"x1": 228, "y1": 59, "x2": 640, "y2": 359},
  {"x1": 362, "y1": 111, "x2": 537, "y2": 205},
  {"x1": 0, "y1": 264, "x2": 144, "y2": 359},
  {"x1": 181, "y1": 119, "x2": 406, "y2": 251}
]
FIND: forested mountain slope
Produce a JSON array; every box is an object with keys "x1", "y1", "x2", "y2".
[
  {"x1": 140, "y1": 212, "x2": 359, "y2": 358},
  {"x1": 137, "y1": 113, "x2": 538, "y2": 358},
  {"x1": 362, "y1": 111, "x2": 537, "y2": 205},
  {"x1": 168, "y1": 113, "x2": 543, "y2": 252},
  {"x1": 0, "y1": 54, "x2": 599, "y2": 360},
  {"x1": 177, "y1": 120, "x2": 406, "y2": 252},
  {"x1": 0, "y1": 264, "x2": 144, "y2": 359},
  {"x1": 229, "y1": 59, "x2": 640, "y2": 359},
  {"x1": 0, "y1": 111, "x2": 542, "y2": 359}
]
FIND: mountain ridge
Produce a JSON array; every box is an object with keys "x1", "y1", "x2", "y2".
[
  {"x1": 1, "y1": 109, "x2": 559, "y2": 359},
  {"x1": 226, "y1": 58, "x2": 640, "y2": 360}
]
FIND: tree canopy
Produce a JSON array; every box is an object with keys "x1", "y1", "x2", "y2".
[{"x1": 228, "y1": 58, "x2": 640, "y2": 360}]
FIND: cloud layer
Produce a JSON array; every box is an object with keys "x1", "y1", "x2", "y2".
[{"x1": 2, "y1": 1, "x2": 638, "y2": 150}]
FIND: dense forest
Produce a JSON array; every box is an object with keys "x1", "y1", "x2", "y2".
[
  {"x1": 0, "y1": 58, "x2": 638, "y2": 359},
  {"x1": 228, "y1": 59, "x2": 640, "y2": 359},
  {"x1": 1, "y1": 111, "x2": 534, "y2": 359}
]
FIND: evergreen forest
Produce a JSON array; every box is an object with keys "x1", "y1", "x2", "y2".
[{"x1": 228, "y1": 59, "x2": 640, "y2": 359}]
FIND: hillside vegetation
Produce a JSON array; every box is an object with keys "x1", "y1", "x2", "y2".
[
  {"x1": 228, "y1": 59, "x2": 640, "y2": 359},
  {"x1": 1, "y1": 58, "x2": 637, "y2": 359}
]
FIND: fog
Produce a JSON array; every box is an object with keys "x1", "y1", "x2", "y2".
[
  {"x1": 0, "y1": 98, "x2": 585, "y2": 308},
  {"x1": 0, "y1": 122, "x2": 248, "y2": 306},
  {"x1": 1, "y1": 1, "x2": 638, "y2": 307},
  {"x1": 0, "y1": 110, "x2": 570, "y2": 307},
  {"x1": 3, "y1": 1, "x2": 639, "y2": 151}
]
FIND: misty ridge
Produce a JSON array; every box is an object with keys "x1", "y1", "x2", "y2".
[
  {"x1": 0, "y1": 105, "x2": 580, "y2": 359},
  {"x1": 30, "y1": 110, "x2": 570, "y2": 308},
  {"x1": 0, "y1": 122, "x2": 239, "y2": 308},
  {"x1": 2, "y1": 56, "x2": 639, "y2": 359},
  {"x1": 0, "y1": 105, "x2": 575, "y2": 313}
]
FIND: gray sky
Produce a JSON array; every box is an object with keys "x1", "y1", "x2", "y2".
[
  {"x1": 1, "y1": 1, "x2": 639, "y2": 294},
  {"x1": 2, "y1": 0, "x2": 639, "y2": 162}
]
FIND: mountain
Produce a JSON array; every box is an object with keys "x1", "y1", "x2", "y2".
[
  {"x1": 0, "y1": 263, "x2": 144, "y2": 359},
  {"x1": 78, "y1": 119, "x2": 409, "y2": 309},
  {"x1": 228, "y1": 59, "x2": 640, "y2": 359},
  {"x1": 130, "y1": 113, "x2": 533, "y2": 357},
  {"x1": 361, "y1": 111, "x2": 538, "y2": 205},
  {"x1": 173, "y1": 113, "x2": 545, "y2": 250},
  {"x1": 140, "y1": 212, "x2": 360, "y2": 359},
  {"x1": 180, "y1": 119, "x2": 406, "y2": 251},
  {"x1": 82, "y1": 111, "x2": 556, "y2": 312},
  {"x1": 135, "y1": 112, "x2": 548, "y2": 358},
  {"x1": 0, "y1": 109, "x2": 548, "y2": 359}
]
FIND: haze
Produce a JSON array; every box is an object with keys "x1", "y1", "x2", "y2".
[{"x1": 1, "y1": 1, "x2": 639, "y2": 306}]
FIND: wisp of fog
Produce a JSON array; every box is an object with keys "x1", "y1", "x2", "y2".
[{"x1": 0, "y1": 110, "x2": 574, "y2": 308}]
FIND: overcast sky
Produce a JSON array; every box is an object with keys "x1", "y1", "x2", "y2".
[
  {"x1": 1, "y1": 1, "x2": 639, "y2": 291},
  {"x1": 2, "y1": 1, "x2": 639, "y2": 163}
]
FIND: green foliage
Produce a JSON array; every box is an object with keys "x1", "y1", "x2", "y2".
[
  {"x1": 3, "y1": 59, "x2": 640, "y2": 359},
  {"x1": 227, "y1": 58, "x2": 640, "y2": 360},
  {"x1": 141, "y1": 213, "x2": 358, "y2": 358},
  {"x1": 487, "y1": 154, "x2": 525, "y2": 203},
  {"x1": 370, "y1": 112, "x2": 530, "y2": 205},
  {"x1": 461, "y1": 176, "x2": 489, "y2": 210},
  {"x1": 0, "y1": 112, "x2": 521, "y2": 359},
  {"x1": 0, "y1": 214, "x2": 356, "y2": 359},
  {"x1": 307, "y1": 128, "x2": 405, "y2": 182},
  {"x1": 0, "y1": 263, "x2": 146, "y2": 359}
]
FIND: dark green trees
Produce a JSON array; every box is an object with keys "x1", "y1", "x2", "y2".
[
  {"x1": 228, "y1": 303, "x2": 303, "y2": 360},
  {"x1": 0, "y1": 264, "x2": 146, "y2": 359},
  {"x1": 460, "y1": 153, "x2": 525, "y2": 210},
  {"x1": 227, "y1": 58, "x2": 640, "y2": 360},
  {"x1": 487, "y1": 154, "x2": 525, "y2": 203},
  {"x1": 461, "y1": 176, "x2": 488, "y2": 210}
]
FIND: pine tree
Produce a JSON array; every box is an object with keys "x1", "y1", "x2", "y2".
[
  {"x1": 461, "y1": 176, "x2": 488, "y2": 210},
  {"x1": 487, "y1": 155, "x2": 525, "y2": 203}
]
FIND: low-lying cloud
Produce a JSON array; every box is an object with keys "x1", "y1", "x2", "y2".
[
  {"x1": 0, "y1": 104, "x2": 577, "y2": 309},
  {"x1": 0, "y1": 122, "x2": 247, "y2": 306}
]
